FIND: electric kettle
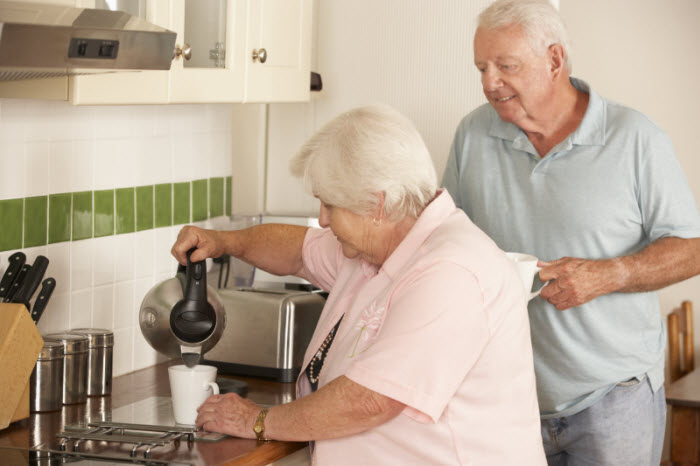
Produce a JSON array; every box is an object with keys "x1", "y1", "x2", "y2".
[{"x1": 139, "y1": 249, "x2": 226, "y2": 367}]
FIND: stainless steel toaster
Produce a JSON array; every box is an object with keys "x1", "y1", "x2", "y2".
[{"x1": 202, "y1": 287, "x2": 325, "y2": 382}]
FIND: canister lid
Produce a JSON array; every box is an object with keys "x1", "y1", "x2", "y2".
[
  {"x1": 69, "y1": 328, "x2": 114, "y2": 347},
  {"x1": 38, "y1": 340, "x2": 64, "y2": 360},
  {"x1": 43, "y1": 333, "x2": 89, "y2": 354}
]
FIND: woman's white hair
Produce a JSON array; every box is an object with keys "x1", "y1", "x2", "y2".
[
  {"x1": 478, "y1": 0, "x2": 572, "y2": 73},
  {"x1": 290, "y1": 105, "x2": 437, "y2": 222}
]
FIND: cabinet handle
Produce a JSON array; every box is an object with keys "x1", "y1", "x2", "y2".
[
  {"x1": 252, "y1": 48, "x2": 267, "y2": 63},
  {"x1": 174, "y1": 43, "x2": 192, "y2": 61}
]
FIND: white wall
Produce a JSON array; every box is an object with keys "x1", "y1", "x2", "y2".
[
  {"x1": 261, "y1": 0, "x2": 493, "y2": 215},
  {"x1": 559, "y1": 0, "x2": 700, "y2": 355},
  {"x1": 254, "y1": 0, "x2": 700, "y2": 338}
]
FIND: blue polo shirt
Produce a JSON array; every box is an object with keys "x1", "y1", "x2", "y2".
[{"x1": 442, "y1": 78, "x2": 700, "y2": 417}]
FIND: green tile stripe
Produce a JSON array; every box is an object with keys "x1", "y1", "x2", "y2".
[{"x1": 0, "y1": 177, "x2": 231, "y2": 252}]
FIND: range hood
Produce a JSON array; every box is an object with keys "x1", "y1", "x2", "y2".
[{"x1": 0, "y1": 1, "x2": 177, "y2": 82}]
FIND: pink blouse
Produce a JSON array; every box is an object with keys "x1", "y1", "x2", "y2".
[{"x1": 297, "y1": 189, "x2": 545, "y2": 465}]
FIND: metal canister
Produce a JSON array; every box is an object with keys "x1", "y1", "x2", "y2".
[
  {"x1": 43, "y1": 333, "x2": 89, "y2": 404},
  {"x1": 69, "y1": 328, "x2": 114, "y2": 396},
  {"x1": 29, "y1": 341, "x2": 64, "y2": 412}
]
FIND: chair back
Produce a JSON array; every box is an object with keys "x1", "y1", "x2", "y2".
[{"x1": 668, "y1": 300, "x2": 694, "y2": 383}]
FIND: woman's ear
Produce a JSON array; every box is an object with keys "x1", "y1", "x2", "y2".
[{"x1": 372, "y1": 192, "x2": 386, "y2": 224}]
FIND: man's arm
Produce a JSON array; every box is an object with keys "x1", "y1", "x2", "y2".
[{"x1": 538, "y1": 236, "x2": 700, "y2": 310}]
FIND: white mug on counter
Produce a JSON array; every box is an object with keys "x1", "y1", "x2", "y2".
[
  {"x1": 506, "y1": 252, "x2": 548, "y2": 301},
  {"x1": 168, "y1": 364, "x2": 220, "y2": 425}
]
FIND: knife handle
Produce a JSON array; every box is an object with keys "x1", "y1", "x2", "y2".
[
  {"x1": 31, "y1": 277, "x2": 56, "y2": 325},
  {"x1": 4, "y1": 263, "x2": 30, "y2": 303},
  {"x1": 0, "y1": 252, "x2": 26, "y2": 298},
  {"x1": 13, "y1": 255, "x2": 49, "y2": 309}
]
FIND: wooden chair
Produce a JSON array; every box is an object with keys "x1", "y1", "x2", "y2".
[
  {"x1": 666, "y1": 301, "x2": 697, "y2": 466},
  {"x1": 668, "y1": 300, "x2": 694, "y2": 383}
]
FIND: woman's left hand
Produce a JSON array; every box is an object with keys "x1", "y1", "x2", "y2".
[{"x1": 196, "y1": 393, "x2": 262, "y2": 438}]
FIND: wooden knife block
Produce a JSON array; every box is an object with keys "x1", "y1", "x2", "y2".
[{"x1": 0, "y1": 303, "x2": 43, "y2": 429}]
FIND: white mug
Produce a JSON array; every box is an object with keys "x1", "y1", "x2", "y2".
[
  {"x1": 168, "y1": 364, "x2": 220, "y2": 425},
  {"x1": 506, "y1": 252, "x2": 548, "y2": 301}
]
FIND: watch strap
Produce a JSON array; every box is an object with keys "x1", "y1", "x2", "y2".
[{"x1": 253, "y1": 408, "x2": 270, "y2": 441}]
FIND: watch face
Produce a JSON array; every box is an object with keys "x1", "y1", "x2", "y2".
[{"x1": 254, "y1": 425, "x2": 262, "y2": 433}]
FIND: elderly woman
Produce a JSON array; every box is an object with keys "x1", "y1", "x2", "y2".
[{"x1": 171, "y1": 105, "x2": 545, "y2": 465}]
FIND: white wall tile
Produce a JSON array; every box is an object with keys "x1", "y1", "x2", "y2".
[
  {"x1": 0, "y1": 99, "x2": 28, "y2": 142},
  {"x1": 155, "y1": 227, "x2": 177, "y2": 275},
  {"x1": 111, "y1": 139, "x2": 138, "y2": 189},
  {"x1": 49, "y1": 140, "x2": 73, "y2": 195},
  {"x1": 93, "y1": 105, "x2": 133, "y2": 140},
  {"x1": 46, "y1": 101, "x2": 78, "y2": 142},
  {"x1": 70, "y1": 288, "x2": 93, "y2": 329},
  {"x1": 171, "y1": 134, "x2": 199, "y2": 182},
  {"x1": 25, "y1": 141, "x2": 49, "y2": 198},
  {"x1": 47, "y1": 242, "x2": 71, "y2": 295},
  {"x1": 115, "y1": 234, "x2": 135, "y2": 282},
  {"x1": 37, "y1": 291, "x2": 70, "y2": 335},
  {"x1": 112, "y1": 327, "x2": 134, "y2": 376},
  {"x1": 72, "y1": 140, "x2": 94, "y2": 192},
  {"x1": 133, "y1": 230, "x2": 155, "y2": 279},
  {"x1": 70, "y1": 240, "x2": 93, "y2": 291},
  {"x1": 133, "y1": 330, "x2": 161, "y2": 371},
  {"x1": 22, "y1": 100, "x2": 50, "y2": 143},
  {"x1": 0, "y1": 141, "x2": 26, "y2": 200},
  {"x1": 136, "y1": 136, "x2": 171, "y2": 186},
  {"x1": 130, "y1": 105, "x2": 156, "y2": 138},
  {"x1": 93, "y1": 236, "x2": 116, "y2": 286},
  {"x1": 92, "y1": 284, "x2": 114, "y2": 329},
  {"x1": 114, "y1": 281, "x2": 134, "y2": 330},
  {"x1": 93, "y1": 139, "x2": 120, "y2": 191}
]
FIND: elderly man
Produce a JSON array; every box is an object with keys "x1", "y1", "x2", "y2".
[{"x1": 442, "y1": 0, "x2": 700, "y2": 464}]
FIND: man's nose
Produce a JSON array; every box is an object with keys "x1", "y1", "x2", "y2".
[{"x1": 482, "y1": 67, "x2": 502, "y2": 92}]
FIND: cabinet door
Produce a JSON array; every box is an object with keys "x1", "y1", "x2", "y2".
[
  {"x1": 244, "y1": 0, "x2": 311, "y2": 103},
  {"x1": 168, "y1": 0, "x2": 246, "y2": 103}
]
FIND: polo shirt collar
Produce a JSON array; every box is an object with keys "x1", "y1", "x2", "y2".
[
  {"x1": 487, "y1": 77, "x2": 607, "y2": 151},
  {"x1": 380, "y1": 188, "x2": 456, "y2": 280}
]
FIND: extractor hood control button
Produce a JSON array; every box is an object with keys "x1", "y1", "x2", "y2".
[{"x1": 68, "y1": 38, "x2": 119, "y2": 59}]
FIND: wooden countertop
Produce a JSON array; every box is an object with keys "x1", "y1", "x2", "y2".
[
  {"x1": 666, "y1": 368, "x2": 700, "y2": 408},
  {"x1": 0, "y1": 361, "x2": 307, "y2": 465}
]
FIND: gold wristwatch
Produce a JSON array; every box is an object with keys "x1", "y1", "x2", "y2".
[{"x1": 253, "y1": 408, "x2": 269, "y2": 441}]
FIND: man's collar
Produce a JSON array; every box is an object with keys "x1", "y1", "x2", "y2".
[{"x1": 487, "y1": 77, "x2": 606, "y2": 148}]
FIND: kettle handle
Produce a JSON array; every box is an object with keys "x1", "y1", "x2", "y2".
[{"x1": 184, "y1": 248, "x2": 208, "y2": 303}]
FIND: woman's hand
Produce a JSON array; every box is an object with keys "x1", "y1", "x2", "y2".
[
  {"x1": 196, "y1": 393, "x2": 262, "y2": 439},
  {"x1": 171, "y1": 225, "x2": 225, "y2": 264}
]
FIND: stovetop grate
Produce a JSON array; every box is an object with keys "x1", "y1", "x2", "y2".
[{"x1": 58, "y1": 421, "x2": 197, "y2": 459}]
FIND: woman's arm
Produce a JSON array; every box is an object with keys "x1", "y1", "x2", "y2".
[
  {"x1": 171, "y1": 223, "x2": 310, "y2": 279},
  {"x1": 196, "y1": 375, "x2": 405, "y2": 441}
]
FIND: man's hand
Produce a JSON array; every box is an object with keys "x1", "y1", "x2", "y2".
[{"x1": 538, "y1": 257, "x2": 623, "y2": 310}]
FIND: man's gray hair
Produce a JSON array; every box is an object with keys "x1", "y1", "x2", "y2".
[
  {"x1": 478, "y1": 0, "x2": 572, "y2": 73},
  {"x1": 290, "y1": 105, "x2": 437, "y2": 221}
]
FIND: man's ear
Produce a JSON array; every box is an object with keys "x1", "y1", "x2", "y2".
[{"x1": 549, "y1": 43, "x2": 566, "y2": 78}]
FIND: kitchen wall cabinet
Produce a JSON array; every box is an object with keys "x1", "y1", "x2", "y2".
[{"x1": 0, "y1": 0, "x2": 312, "y2": 104}]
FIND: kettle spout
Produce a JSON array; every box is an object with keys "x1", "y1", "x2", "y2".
[{"x1": 180, "y1": 344, "x2": 202, "y2": 368}]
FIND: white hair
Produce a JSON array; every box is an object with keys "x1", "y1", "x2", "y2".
[
  {"x1": 290, "y1": 105, "x2": 437, "y2": 221},
  {"x1": 478, "y1": 0, "x2": 572, "y2": 73}
]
